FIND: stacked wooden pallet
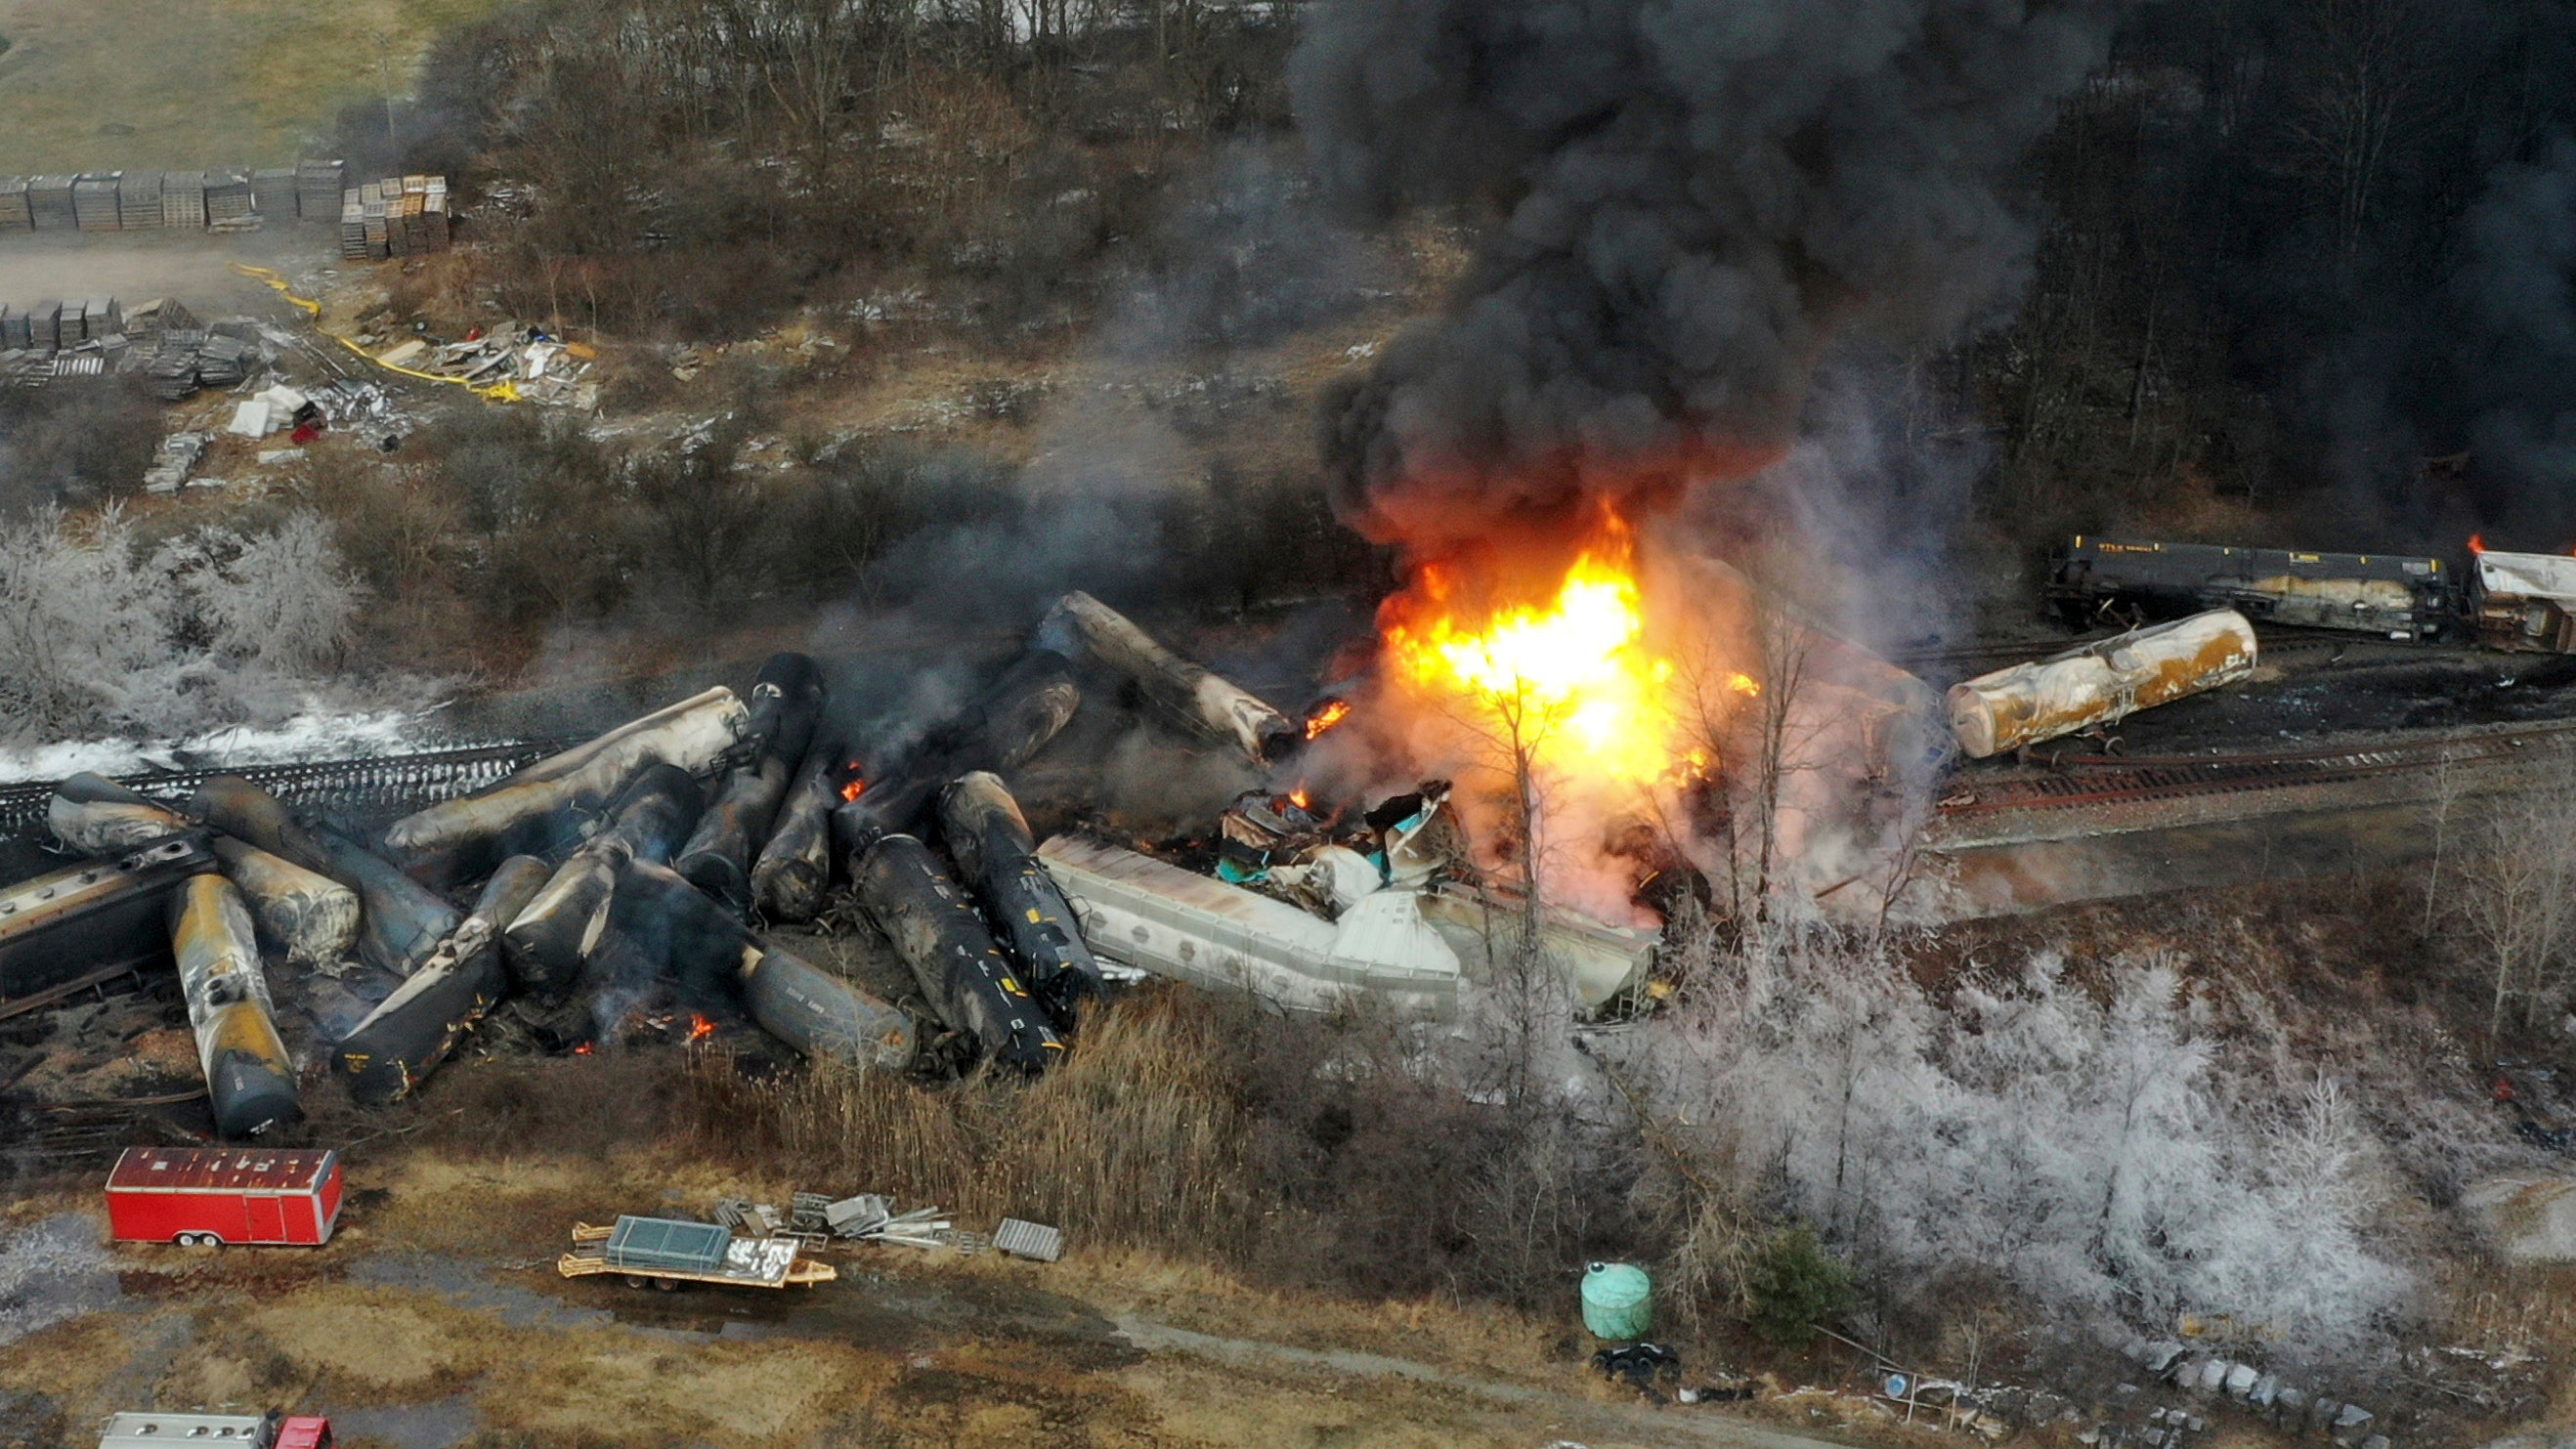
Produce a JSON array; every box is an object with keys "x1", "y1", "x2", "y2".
[
  {"x1": 295, "y1": 158, "x2": 343, "y2": 217},
  {"x1": 160, "y1": 171, "x2": 206, "y2": 228},
  {"x1": 0, "y1": 178, "x2": 28, "y2": 232},
  {"x1": 116, "y1": 171, "x2": 163, "y2": 230},
  {"x1": 250, "y1": 167, "x2": 298, "y2": 218},
  {"x1": 338, "y1": 189, "x2": 368, "y2": 259},
  {"x1": 26, "y1": 176, "x2": 78, "y2": 230},
  {"x1": 204, "y1": 171, "x2": 254, "y2": 223},
  {"x1": 70, "y1": 173, "x2": 121, "y2": 230}
]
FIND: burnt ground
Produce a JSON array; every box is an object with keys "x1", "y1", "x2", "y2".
[{"x1": 0, "y1": 1136, "x2": 1873, "y2": 1449}]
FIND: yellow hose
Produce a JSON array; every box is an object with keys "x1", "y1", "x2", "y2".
[{"x1": 227, "y1": 262, "x2": 520, "y2": 403}]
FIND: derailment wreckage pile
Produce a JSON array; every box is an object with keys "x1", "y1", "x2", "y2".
[{"x1": 0, "y1": 592, "x2": 1664, "y2": 1141}]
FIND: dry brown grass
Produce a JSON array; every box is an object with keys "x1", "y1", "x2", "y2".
[{"x1": 687, "y1": 988, "x2": 1257, "y2": 1259}]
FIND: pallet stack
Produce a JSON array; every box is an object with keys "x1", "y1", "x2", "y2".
[
  {"x1": 0, "y1": 179, "x2": 28, "y2": 232},
  {"x1": 27, "y1": 176, "x2": 77, "y2": 231},
  {"x1": 81, "y1": 297, "x2": 120, "y2": 339},
  {"x1": 295, "y1": 159, "x2": 343, "y2": 218},
  {"x1": 0, "y1": 306, "x2": 23, "y2": 349},
  {"x1": 116, "y1": 172, "x2": 162, "y2": 230},
  {"x1": 204, "y1": 171, "x2": 253, "y2": 223},
  {"x1": 71, "y1": 173, "x2": 121, "y2": 231},
  {"x1": 338, "y1": 188, "x2": 368, "y2": 259},
  {"x1": 161, "y1": 171, "x2": 206, "y2": 228},
  {"x1": 250, "y1": 167, "x2": 298, "y2": 219}
]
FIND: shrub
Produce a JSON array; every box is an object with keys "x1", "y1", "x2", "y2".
[{"x1": 1744, "y1": 1224, "x2": 1854, "y2": 1346}]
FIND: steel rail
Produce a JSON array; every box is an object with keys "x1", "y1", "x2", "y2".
[
  {"x1": 1940, "y1": 721, "x2": 2576, "y2": 815},
  {"x1": 0, "y1": 740, "x2": 573, "y2": 838}
]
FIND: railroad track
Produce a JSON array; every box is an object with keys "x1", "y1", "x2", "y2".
[
  {"x1": 1940, "y1": 722, "x2": 2576, "y2": 815},
  {"x1": 0, "y1": 740, "x2": 571, "y2": 837},
  {"x1": 1892, "y1": 629, "x2": 2354, "y2": 681}
]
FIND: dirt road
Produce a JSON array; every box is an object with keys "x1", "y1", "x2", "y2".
[{"x1": 0, "y1": 1154, "x2": 1859, "y2": 1449}]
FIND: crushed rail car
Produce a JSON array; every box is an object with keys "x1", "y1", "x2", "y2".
[
  {"x1": 2470, "y1": 548, "x2": 2576, "y2": 653},
  {"x1": 557, "y1": 1215, "x2": 836, "y2": 1291},
  {"x1": 0, "y1": 835, "x2": 217, "y2": 999},
  {"x1": 1949, "y1": 609, "x2": 2259, "y2": 759},
  {"x1": 1037, "y1": 833, "x2": 1464, "y2": 1017},
  {"x1": 2047, "y1": 537, "x2": 2452, "y2": 639}
]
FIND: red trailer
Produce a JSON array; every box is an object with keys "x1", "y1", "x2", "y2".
[{"x1": 105, "y1": 1146, "x2": 344, "y2": 1247}]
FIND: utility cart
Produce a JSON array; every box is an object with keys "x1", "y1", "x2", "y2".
[{"x1": 556, "y1": 1215, "x2": 837, "y2": 1291}]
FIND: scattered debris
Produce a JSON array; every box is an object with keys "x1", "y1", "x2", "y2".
[
  {"x1": 994, "y1": 1217, "x2": 1063, "y2": 1262},
  {"x1": 1592, "y1": 1342, "x2": 1682, "y2": 1392}
]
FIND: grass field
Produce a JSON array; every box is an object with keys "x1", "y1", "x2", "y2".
[{"x1": 0, "y1": 0, "x2": 508, "y2": 173}]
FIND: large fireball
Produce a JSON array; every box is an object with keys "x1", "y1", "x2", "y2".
[{"x1": 1384, "y1": 529, "x2": 1680, "y2": 784}]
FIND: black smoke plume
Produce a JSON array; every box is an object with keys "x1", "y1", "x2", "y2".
[{"x1": 1291, "y1": 0, "x2": 2127, "y2": 554}]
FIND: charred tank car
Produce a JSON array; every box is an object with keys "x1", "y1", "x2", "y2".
[{"x1": 2047, "y1": 538, "x2": 2451, "y2": 641}]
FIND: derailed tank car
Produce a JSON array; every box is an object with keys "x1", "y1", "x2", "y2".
[
  {"x1": 1950, "y1": 609, "x2": 2258, "y2": 758},
  {"x1": 2469, "y1": 548, "x2": 2576, "y2": 653},
  {"x1": 2047, "y1": 537, "x2": 2451, "y2": 640}
]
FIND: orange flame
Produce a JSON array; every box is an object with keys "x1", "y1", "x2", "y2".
[
  {"x1": 1288, "y1": 787, "x2": 1311, "y2": 810},
  {"x1": 1728, "y1": 671, "x2": 1760, "y2": 698},
  {"x1": 2470, "y1": 533, "x2": 2488, "y2": 554},
  {"x1": 1305, "y1": 699, "x2": 1352, "y2": 740},
  {"x1": 1386, "y1": 522, "x2": 1678, "y2": 783},
  {"x1": 573, "y1": 1042, "x2": 595, "y2": 1056},
  {"x1": 687, "y1": 1012, "x2": 715, "y2": 1043},
  {"x1": 839, "y1": 772, "x2": 867, "y2": 804}
]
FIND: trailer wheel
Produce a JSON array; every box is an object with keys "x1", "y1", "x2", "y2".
[
  {"x1": 623, "y1": 1275, "x2": 648, "y2": 1289},
  {"x1": 653, "y1": 1275, "x2": 681, "y2": 1292}
]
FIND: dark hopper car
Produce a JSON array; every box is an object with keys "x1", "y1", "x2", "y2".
[{"x1": 2046, "y1": 537, "x2": 2453, "y2": 640}]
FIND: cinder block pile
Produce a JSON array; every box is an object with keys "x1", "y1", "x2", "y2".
[{"x1": 0, "y1": 159, "x2": 406, "y2": 240}]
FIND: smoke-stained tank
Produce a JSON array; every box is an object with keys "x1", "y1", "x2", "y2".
[
  {"x1": 937, "y1": 772, "x2": 1103, "y2": 1025},
  {"x1": 166, "y1": 874, "x2": 301, "y2": 1137},
  {"x1": 0, "y1": 836, "x2": 216, "y2": 998},
  {"x1": 749, "y1": 736, "x2": 852, "y2": 923},
  {"x1": 852, "y1": 833, "x2": 1064, "y2": 1071},
  {"x1": 503, "y1": 764, "x2": 703, "y2": 999},
  {"x1": 616, "y1": 860, "x2": 916, "y2": 1072},
  {"x1": 1038, "y1": 590, "x2": 1300, "y2": 764},
  {"x1": 50, "y1": 774, "x2": 362, "y2": 966},
  {"x1": 676, "y1": 654, "x2": 824, "y2": 911},
  {"x1": 194, "y1": 776, "x2": 460, "y2": 976},
  {"x1": 47, "y1": 772, "x2": 190, "y2": 851},
  {"x1": 1948, "y1": 609, "x2": 2258, "y2": 758},
  {"x1": 382, "y1": 687, "x2": 749, "y2": 886},
  {"x1": 832, "y1": 648, "x2": 1082, "y2": 845},
  {"x1": 333, "y1": 856, "x2": 551, "y2": 1104},
  {"x1": 206, "y1": 837, "x2": 362, "y2": 968}
]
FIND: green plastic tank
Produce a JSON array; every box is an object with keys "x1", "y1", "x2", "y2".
[{"x1": 1580, "y1": 1260, "x2": 1653, "y2": 1341}]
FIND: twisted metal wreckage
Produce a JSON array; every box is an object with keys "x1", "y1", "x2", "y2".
[{"x1": 0, "y1": 595, "x2": 1663, "y2": 1139}]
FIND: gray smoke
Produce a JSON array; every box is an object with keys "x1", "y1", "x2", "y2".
[
  {"x1": 2452, "y1": 135, "x2": 2576, "y2": 541},
  {"x1": 1291, "y1": 0, "x2": 2127, "y2": 553}
]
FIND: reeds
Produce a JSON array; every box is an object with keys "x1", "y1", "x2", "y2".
[{"x1": 686, "y1": 987, "x2": 1257, "y2": 1257}]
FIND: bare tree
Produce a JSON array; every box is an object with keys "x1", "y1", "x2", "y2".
[
  {"x1": 2449, "y1": 759, "x2": 2576, "y2": 1051},
  {"x1": 2280, "y1": 0, "x2": 2427, "y2": 285}
]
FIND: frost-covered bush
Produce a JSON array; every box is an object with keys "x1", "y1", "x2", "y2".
[
  {"x1": 1629, "y1": 930, "x2": 2420, "y2": 1364},
  {"x1": 0, "y1": 507, "x2": 363, "y2": 745}
]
